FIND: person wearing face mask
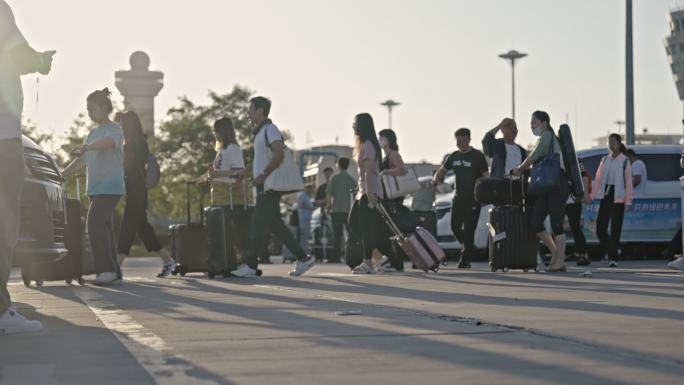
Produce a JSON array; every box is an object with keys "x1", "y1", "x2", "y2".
[
  {"x1": 482, "y1": 118, "x2": 527, "y2": 178},
  {"x1": 375, "y1": 128, "x2": 408, "y2": 272},
  {"x1": 434, "y1": 128, "x2": 489, "y2": 268},
  {"x1": 591, "y1": 133, "x2": 633, "y2": 268},
  {"x1": 511, "y1": 111, "x2": 569, "y2": 272}
]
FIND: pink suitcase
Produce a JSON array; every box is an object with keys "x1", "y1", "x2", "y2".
[{"x1": 377, "y1": 203, "x2": 446, "y2": 272}]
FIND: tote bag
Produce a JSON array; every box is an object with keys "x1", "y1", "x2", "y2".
[
  {"x1": 260, "y1": 125, "x2": 305, "y2": 193},
  {"x1": 381, "y1": 168, "x2": 421, "y2": 199},
  {"x1": 528, "y1": 137, "x2": 561, "y2": 196}
]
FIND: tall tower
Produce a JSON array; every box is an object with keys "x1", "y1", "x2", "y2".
[
  {"x1": 665, "y1": 9, "x2": 684, "y2": 118},
  {"x1": 115, "y1": 51, "x2": 164, "y2": 136}
]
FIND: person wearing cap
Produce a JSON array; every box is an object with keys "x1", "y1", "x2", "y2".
[{"x1": 433, "y1": 128, "x2": 489, "y2": 268}]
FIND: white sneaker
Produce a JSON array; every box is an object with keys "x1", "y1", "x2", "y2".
[
  {"x1": 667, "y1": 257, "x2": 684, "y2": 271},
  {"x1": 231, "y1": 264, "x2": 258, "y2": 278},
  {"x1": 289, "y1": 256, "x2": 316, "y2": 277},
  {"x1": 352, "y1": 262, "x2": 376, "y2": 274},
  {"x1": 375, "y1": 256, "x2": 400, "y2": 273},
  {"x1": 608, "y1": 260, "x2": 619, "y2": 268},
  {"x1": 93, "y1": 272, "x2": 120, "y2": 285},
  {"x1": 0, "y1": 307, "x2": 44, "y2": 336}
]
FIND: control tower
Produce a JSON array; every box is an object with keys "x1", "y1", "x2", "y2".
[{"x1": 115, "y1": 51, "x2": 164, "y2": 136}]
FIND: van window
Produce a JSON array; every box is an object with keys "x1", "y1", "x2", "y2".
[{"x1": 580, "y1": 153, "x2": 683, "y2": 182}]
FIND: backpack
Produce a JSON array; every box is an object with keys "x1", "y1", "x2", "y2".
[{"x1": 145, "y1": 152, "x2": 161, "y2": 189}]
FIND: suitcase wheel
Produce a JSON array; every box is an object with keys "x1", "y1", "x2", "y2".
[
  {"x1": 256, "y1": 269, "x2": 263, "y2": 277},
  {"x1": 36, "y1": 280, "x2": 44, "y2": 287},
  {"x1": 22, "y1": 278, "x2": 31, "y2": 287},
  {"x1": 78, "y1": 278, "x2": 86, "y2": 286},
  {"x1": 171, "y1": 264, "x2": 181, "y2": 276}
]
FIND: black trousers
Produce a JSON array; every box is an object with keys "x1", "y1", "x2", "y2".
[
  {"x1": 667, "y1": 227, "x2": 682, "y2": 254},
  {"x1": 450, "y1": 197, "x2": 481, "y2": 263},
  {"x1": 349, "y1": 195, "x2": 402, "y2": 270},
  {"x1": 331, "y1": 212, "x2": 349, "y2": 262},
  {"x1": 118, "y1": 181, "x2": 163, "y2": 255},
  {"x1": 596, "y1": 186, "x2": 625, "y2": 261},
  {"x1": 565, "y1": 202, "x2": 587, "y2": 254},
  {"x1": 533, "y1": 173, "x2": 570, "y2": 236},
  {"x1": 246, "y1": 190, "x2": 306, "y2": 269}
]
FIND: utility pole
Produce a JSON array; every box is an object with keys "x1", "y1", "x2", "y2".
[
  {"x1": 499, "y1": 50, "x2": 527, "y2": 120},
  {"x1": 380, "y1": 99, "x2": 400, "y2": 129},
  {"x1": 625, "y1": 0, "x2": 635, "y2": 144}
]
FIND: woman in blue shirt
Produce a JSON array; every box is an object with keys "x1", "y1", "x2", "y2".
[{"x1": 62, "y1": 88, "x2": 125, "y2": 285}]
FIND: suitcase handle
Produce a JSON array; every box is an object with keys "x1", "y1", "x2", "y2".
[
  {"x1": 186, "y1": 181, "x2": 205, "y2": 225},
  {"x1": 377, "y1": 202, "x2": 405, "y2": 240}
]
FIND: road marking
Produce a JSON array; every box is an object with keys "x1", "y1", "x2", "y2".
[{"x1": 73, "y1": 286, "x2": 220, "y2": 385}]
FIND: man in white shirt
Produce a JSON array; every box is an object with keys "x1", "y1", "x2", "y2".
[
  {"x1": 1, "y1": 0, "x2": 54, "y2": 336},
  {"x1": 626, "y1": 149, "x2": 647, "y2": 197},
  {"x1": 482, "y1": 118, "x2": 527, "y2": 178},
  {"x1": 230, "y1": 96, "x2": 315, "y2": 278}
]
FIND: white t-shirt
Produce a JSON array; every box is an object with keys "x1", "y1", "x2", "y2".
[
  {"x1": 631, "y1": 159, "x2": 647, "y2": 197},
  {"x1": 253, "y1": 122, "x2": 283, "y2": 178},
  {"x1": 213, "y1": 143, "x2": 245, "y2": 183},
  {"x1": 504, "y1": 143, "x2": 522, "y2": 176}
]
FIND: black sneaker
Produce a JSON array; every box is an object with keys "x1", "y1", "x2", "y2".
[
  {"x1": 576, "y1": 257, "x2": 591, "y2": 266},
  {"x1": 457, "y1": 260, "x2": 471, "y2": 269}
]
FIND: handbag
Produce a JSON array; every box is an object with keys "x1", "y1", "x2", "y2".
[
  {"x1": 528, "y1": 136, "x2": 561, "y2": 196},
  {"x1": 261, "y1": 125, "x2": 305, "y2": 193},
  {"x1": 381, "y1": 168, "x2": 421, "y2": 199}
]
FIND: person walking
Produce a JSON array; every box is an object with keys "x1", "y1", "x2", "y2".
[
  {"x1": 114, "y1": 111, "x2": 174, "y2": 276},
  {"x1": 375, "y1": 128, "x2": 409, "y2": 272},
  {"x1": 482, "y1": 118, "x2": 527, "y2": 177},
  {"x1": 326, "y1": 157, "x2": 357, "y2": 263},
  {"x1": 62, "y1": 89, "x2": 125, "y2": 284},
  {"x1": 0, "y1": 0, "x2": 54, "y2": 335},
  {"x1": 349, "y1": 113, "x2": 390, "y2": 274},
  {"x1": 296, "y1": 185, "x2": 316, "y2": 255},
  {"x1": 566, "y1": 160, "x2": 593, "y2": 266},
  {"x1": 591, "y1": 133, "x2": 633, "y2": 268},
  {"x1": 316, "y1": 167, "x2": 333, "y2": 206},
  {"x1": 512, "y1": 111, "x2": 569, "y2": 272},
  {"x1": 434, "y1": 128, "x2": 489, "y2": 269},
  {"x1": 230, "y1": 96, "x2": 315, "y2": 277}
]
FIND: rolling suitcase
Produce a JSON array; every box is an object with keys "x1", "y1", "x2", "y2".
[
  {"x1": 205, "y1": 180, "x2": 259, "y2": 277},
  {"x1": 170, "y1": 182, "x2": 209, "y2": 276},
  {"x1": 377, "y1": 202, "x2": 446, "y2": 272},
  {"x1": 487, "y1": 178, "x2": 538, "y2": 272},
  {"x1": 21, "y1": 177, "x2": 94, "y2": 286}
]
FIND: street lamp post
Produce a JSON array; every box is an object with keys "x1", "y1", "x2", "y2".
[
  {"x1": 625, "y1": 0, "x2": 635, "y2": 145},
  {"x1": 380, "y1": 99, "x2": 400, "y2": 130},
  {"x1": 498, "y1": 50, "x2": 527, "y2": 121}
]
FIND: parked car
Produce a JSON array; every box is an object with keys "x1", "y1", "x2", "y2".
[{"x1": 12, "y1": 135, "x2": 68, "y2": 266}]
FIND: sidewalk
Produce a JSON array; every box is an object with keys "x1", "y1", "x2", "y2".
[{"x1": 2, "y1": 259, "x2": 683, "y2": 385}]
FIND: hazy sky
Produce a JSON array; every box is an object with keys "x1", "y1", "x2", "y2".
[{"x1": 10, "y1": 0, "x2": 684, "y2": 163}]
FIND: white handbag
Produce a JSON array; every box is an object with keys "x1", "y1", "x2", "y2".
[
  {"x1": 382, "y1": 168, "x2": 421, "y2": 199},
  {"x1": 261, "y1": 125, "x2": 305, "y2": 193}
]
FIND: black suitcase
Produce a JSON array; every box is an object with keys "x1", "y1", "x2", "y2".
[
  {"x1": 205, "y1": 181, "x2": 258, "y2": 277},
  {"x1": 487, "y1": 178, "x2": 538, "y2": 272},
  {"x1": 21, "y1": 178, "x2": 95, "y2": 286},
  {"x1": 170, "y1": 182, "x2": 209, "y2": 276},
  {"x1": 475, "y1": 177, "x2": 525, "y2": 206}
]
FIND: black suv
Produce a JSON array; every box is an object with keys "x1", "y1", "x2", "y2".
[{"x1": 12, "y1": 135, "x2": 68, "y2": 265}]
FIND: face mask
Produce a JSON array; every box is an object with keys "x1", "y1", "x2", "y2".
[
  {"x1": 379, "y1": 137, "x2": 388, "y2": 148},
  {"x1": 532, "y1": 127, "x2": 543, "y2": 136}
]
